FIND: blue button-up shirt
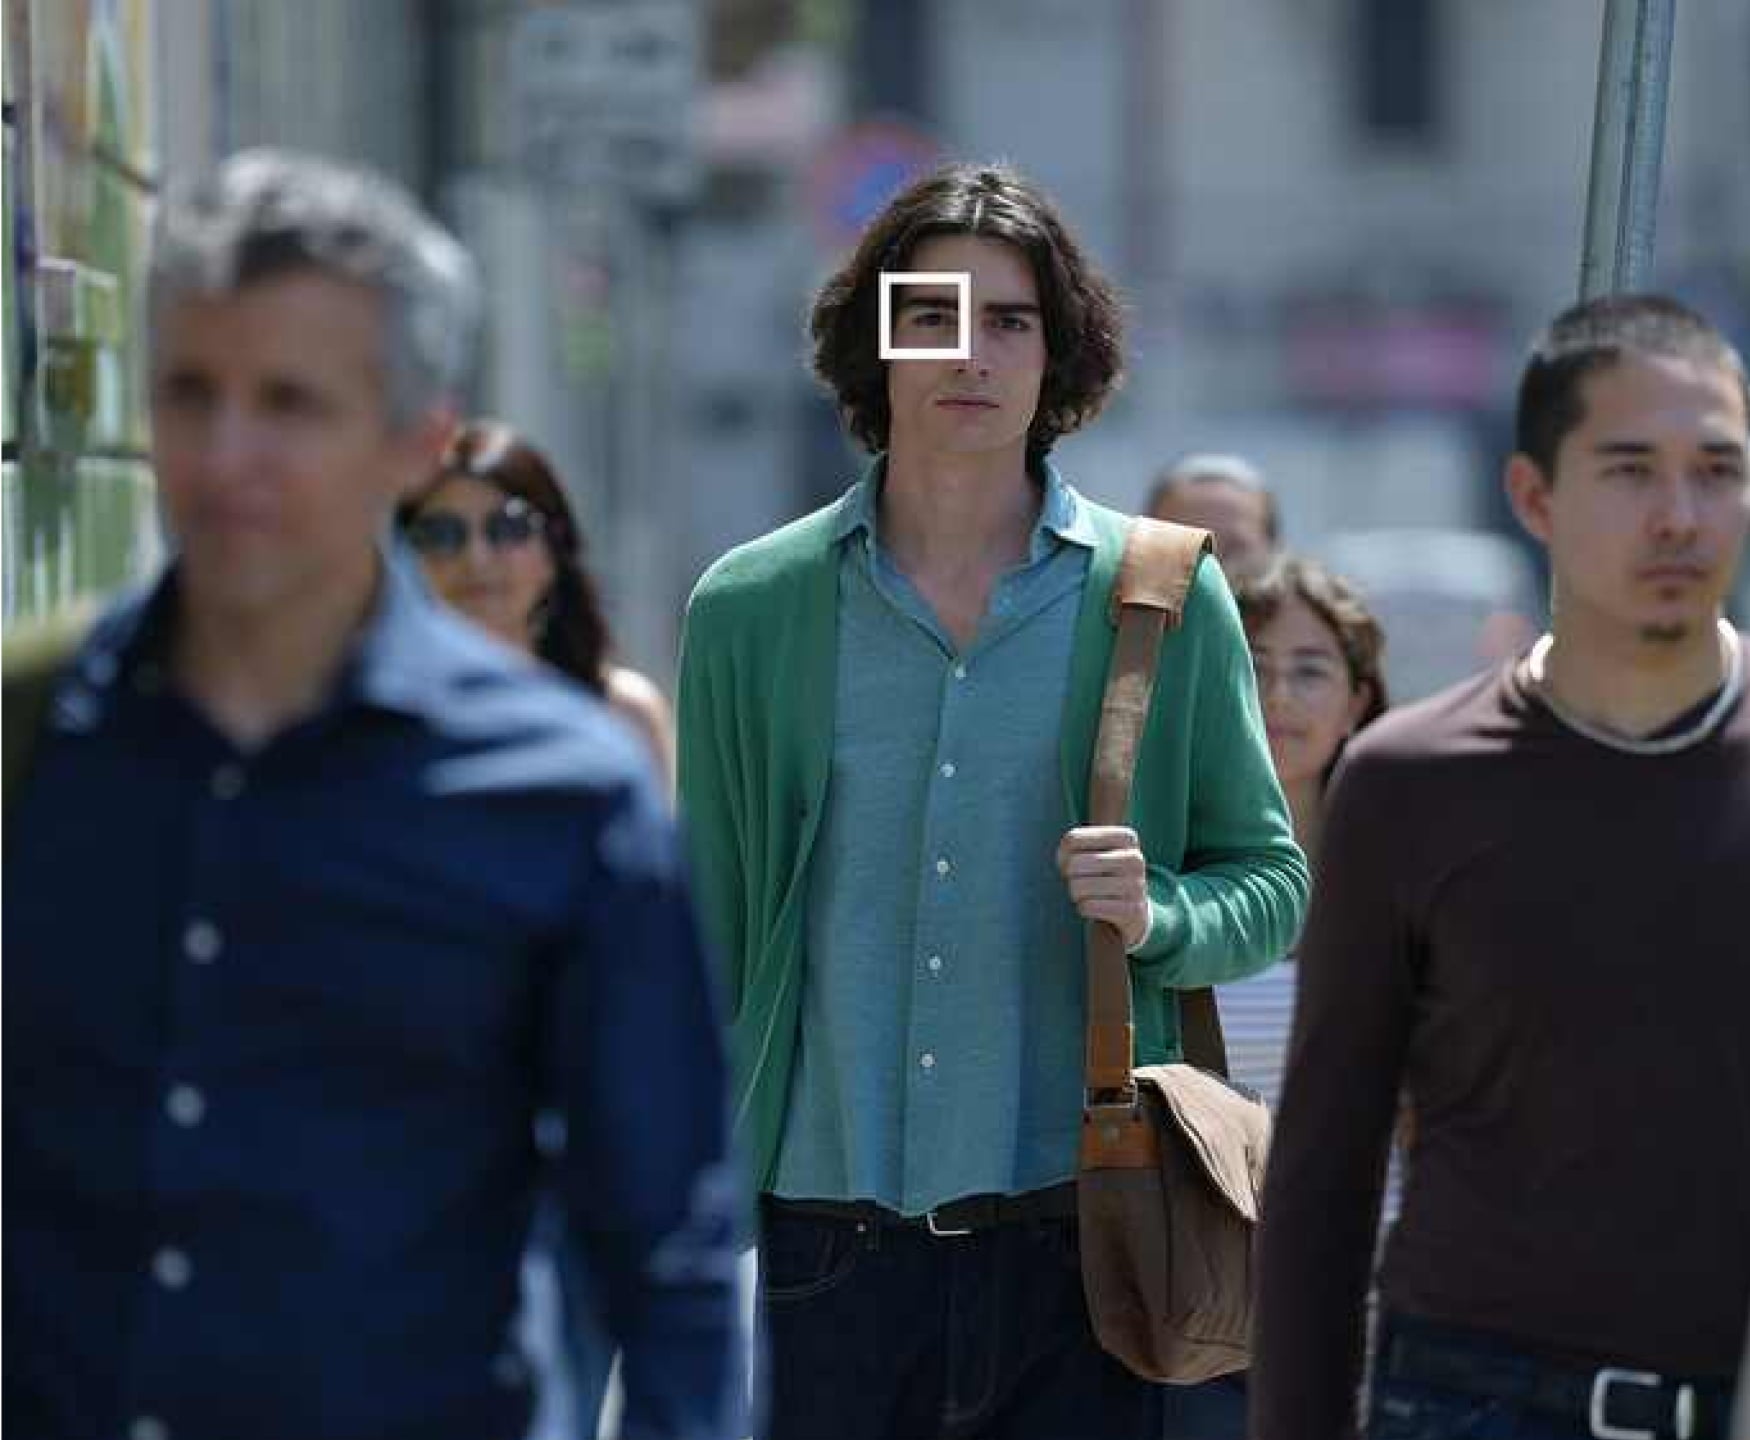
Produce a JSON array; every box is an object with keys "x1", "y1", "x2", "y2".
[
  {"x1": 771, "y1": 465, "x2": 1097, "y2": 1214},
  {"x1": 3, "y1": 552, "x2": 742, "y2": 1440}
]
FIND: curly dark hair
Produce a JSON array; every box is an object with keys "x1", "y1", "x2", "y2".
[
  {"x1": 397, "y1": 420, "x2": 612, "y2": 693},
  {"x1": 1235, "y1": 554, "x2": 1390, "y2": 786},
  {"x1": 809, "y1": 162, "x2": 1124, "y2": 468}
]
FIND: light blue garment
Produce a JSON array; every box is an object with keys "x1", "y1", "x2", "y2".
[{"x1": 771, "y1": 464, "x2": 1100, "y2": 1215}]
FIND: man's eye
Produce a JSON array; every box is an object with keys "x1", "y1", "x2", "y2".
[
  {"x1": 996, "y1": 315, "x2": 1032, "y2": 332},
  {"x1": 264, "y1": 384, "x2": 326, "y2": 417},
  {"x1": 154, "y1": 375, "x2": 213, "y2": 411}
]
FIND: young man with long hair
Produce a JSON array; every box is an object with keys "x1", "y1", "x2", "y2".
[{"x1": 678, "y1": 162, "x2": 1306, "y2": 1440}]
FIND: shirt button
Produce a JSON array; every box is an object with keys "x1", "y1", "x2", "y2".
[
  {"x1": 210, "y1": 763, "x2": 246, "y2": 800},
  {"x1": 939, "y1": 761, "x2": 956, "y2": 779},
  {"x1": 130, "y1": 1416, "x2": 171, "y2": 1440},
  {"x1": 952, "y1": 663, "x2": 968, "y2": 680},
  {"x1": 920, "y1": 1052, "x2": 936, "y2": 1071},
  {"x1": 934, "y1": 857, "x2": 951, "y2": 877},
  {"x1": 927, "y1": 955, "x2": 944, "y2": 974},
  {"x1": 166, "y1": 1085, "x2": 207, "y2": 1128},
  {"x1": 84, "y1": 651, "x2": 119, "y2": 686},
  {"x1": 152, "y1": 1247, "x2": 194, "y2": 1291},
  {"x1": 183, "y1": 920, "x2": 223, "y2": 965}
]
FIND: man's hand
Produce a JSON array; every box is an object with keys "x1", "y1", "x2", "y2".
[{"x1": 1056, "y1": 825, "x2": 1151, "y2": 951}]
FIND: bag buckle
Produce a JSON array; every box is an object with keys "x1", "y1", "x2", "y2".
[
  {"x1": 924, "y1": 1208, "x2": 973, "y2": 1238},
  {"x1": 1588, "y1": 1368, "x2": 1694, "y2": 1440}
]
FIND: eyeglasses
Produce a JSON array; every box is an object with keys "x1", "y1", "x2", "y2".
[
  {"x1": 1251, "y1": 656, "x2": 1350, "y2": 701},
  {"x1": 405, "y1": 499, "x2": 545, "y2": 558}
]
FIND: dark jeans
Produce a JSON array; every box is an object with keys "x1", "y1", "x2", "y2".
[
  {"x1": 757, "y1": 1199, "x2": 1162, "y2": 1440},
  {"x1": 1368, "y1": 1314, "x2": 1737, "y2": 1440},
  {"x1": 1159, "y1": 1372, "x2": 1246, "y2": 1440}
]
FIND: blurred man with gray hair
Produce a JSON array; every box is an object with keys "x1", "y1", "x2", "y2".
[
  {"x1": 1145, "y1": 452, "x2": 1280, "y2": 582},
  {"x1": 3, "y1": 149, "x2": 743, "y2": 1440}
]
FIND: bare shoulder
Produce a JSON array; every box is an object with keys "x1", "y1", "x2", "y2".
[
  {"x1": 604, "y1": 665, "x2": 676, "y2": 793},
  {"x1": 605, "y1": 665, "x2": 673, "y2": 727}
]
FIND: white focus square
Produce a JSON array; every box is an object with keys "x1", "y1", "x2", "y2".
[{"x1": 879, "y1": 271, "x2": 971, "y2": 360}]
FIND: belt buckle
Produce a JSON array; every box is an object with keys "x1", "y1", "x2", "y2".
[
  {"x1": 1589, "y1": 1368, "x2": 1694, "y2": 1440},
  {"x1": 925, "y1": 1208, "x2": 973, "y2": 1238}
]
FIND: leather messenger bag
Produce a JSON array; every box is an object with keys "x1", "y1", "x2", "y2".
[{"x1": 1076, "y1": 518, "x2": 1273, "y2": 1384}]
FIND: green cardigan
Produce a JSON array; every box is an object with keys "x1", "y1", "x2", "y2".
[{"x1": 676, "y1": 485, "x2": 1308, "y2": 1189}]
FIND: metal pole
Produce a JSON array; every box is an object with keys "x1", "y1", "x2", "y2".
[{"x1": 1578, "y1": 0, "x2": 1674, "y2": 299}]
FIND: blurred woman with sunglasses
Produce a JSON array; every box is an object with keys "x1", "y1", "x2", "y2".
[
  {"x1": 398, "y1": 419, "x2": 675, "y2": 792},
  {"x1": 399, "y1": 421, "x2": 683, "y2": 1436}
]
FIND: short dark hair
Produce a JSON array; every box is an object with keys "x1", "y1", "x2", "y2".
[
  {"x1": 398, "y1": 420, "x2": 612, "y2": 693},
  {"x1": 1515, "y1": 293, "x2": 1749, "y2": 481},
  {"x1": 809, "y1": 162, "x2": 1124, "y2": 468},
  {"x1": 1235, "y1": 554, "x2": 1389, "y2": 787}
]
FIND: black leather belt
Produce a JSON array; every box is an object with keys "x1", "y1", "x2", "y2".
[
  {"x1": 765, "y1": 1182, "x2": 1078, "y2": 1237},
  {"x1": 1380, "y1": 1317, "x2": 1733, "y2": 1440}
]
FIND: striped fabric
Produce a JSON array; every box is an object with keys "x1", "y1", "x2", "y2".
[{"x1": 1216, "y1": 958, "x2": 1404, "y2": 1222}]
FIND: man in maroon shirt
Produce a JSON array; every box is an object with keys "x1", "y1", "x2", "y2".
[{"x1": 1253, "y1": 294, "x2": 1750, "y2": 1440}]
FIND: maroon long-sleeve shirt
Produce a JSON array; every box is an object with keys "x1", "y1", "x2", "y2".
[{"x1": 1252, "y1": 640, "x2": 1750, "y2": 1440}]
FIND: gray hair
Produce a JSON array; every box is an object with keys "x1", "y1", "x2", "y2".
[
  {"x1": 1147, "y1": 450, "x2": 1279, "y2": 544},
  {"x1": 149, "y1": 148, "x2": 481, "y2": 428},
  {"x1": 1158, "y1": 451, "x2": 1268, "y2": 493}
]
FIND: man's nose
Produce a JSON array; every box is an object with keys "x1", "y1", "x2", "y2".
[
  {"x1": 1652, "y1": 470, "x2": 1704, "y2": 538},
  {"x1": 200, "y1": 404, "x2": 260, "y2": 477},
  {"x1": 958, "y1": 324, "x2": 990, "y2": 372}
]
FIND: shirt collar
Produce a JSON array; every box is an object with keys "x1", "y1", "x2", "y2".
[
  {"x1": 832, "y1": 455, "x2": 1098, "y2": 558},
  {"x1": 54, "y1": 539, "x2": 470, "y2": 734}
]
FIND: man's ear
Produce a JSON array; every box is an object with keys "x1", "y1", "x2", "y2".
[{"x1": 1504, "y1": 452, "x2": 1555, "y2": 546}]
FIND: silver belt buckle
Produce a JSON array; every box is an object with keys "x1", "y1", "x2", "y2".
[
  {"x1": 1588, "y1": 1368, "x2": 1694, "y2": 1440},
  {"x1": 925, "y1": 1208, "x2": 973, "y2": 1238}
]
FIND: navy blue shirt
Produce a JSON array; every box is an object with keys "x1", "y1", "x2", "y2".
[{"x1": 3, "y1": 552, "x2": 742, "y2": 1440}]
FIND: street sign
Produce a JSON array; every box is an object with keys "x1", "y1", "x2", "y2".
[
  {"x1": 807, "y1": 119, "x2": 940, "y2": 254},
  {"x1": 508, "y1": 0, "x2": 700, "y2": 202}
]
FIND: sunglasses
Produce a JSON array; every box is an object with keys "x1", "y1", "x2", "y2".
[{"x1": 405, "y1": 499, "x2": 545, "y2": 558}]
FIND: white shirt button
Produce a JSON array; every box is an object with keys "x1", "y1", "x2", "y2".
[
  {"x1": 952, "y1": 663, "x2": 968, "y2": 680},
  {"x1": 130, "y1": 1416, "x2": 170, "y2": 1440},
  {"x1": 919, "y1": 1052, "x2": 936, "y2": 1071},
  {"x1": 152, "y1": 1247, "x2": 193, "y2": 1290},
  {"x1": 210, "y1": 763, "x2": 246, "y2": 800},
  {"x1": 939, "y1": 762, "x2": 956, "y2": 779},
  {"x1": 166, "y1": 1085, "x2": 207, "y2": 1128},
  {"x1": 927, "y1": 955, "x2": 944, "y2": 974},
  {"x1": 934, "y1": 857, "x2": 951, "y2": 877},
  {"x1": 183, "y1": 920, "x2": 223, "y2": 965}
]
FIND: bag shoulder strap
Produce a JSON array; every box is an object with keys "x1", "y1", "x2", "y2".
[
  {"x1": 1084, "y1": 519, "x2": 1230, "y2": 1093},
  {"x1": 3, "y1": 603, "x2": 98, "y2": 811}
]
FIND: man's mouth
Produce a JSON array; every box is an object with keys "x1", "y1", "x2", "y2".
[
  {"x1": 937, "y1": 395, "x2": 997, "y2": 409},
  {"x1": 1638, "y1": 562, "x2": 1709, "y2": 584}
]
